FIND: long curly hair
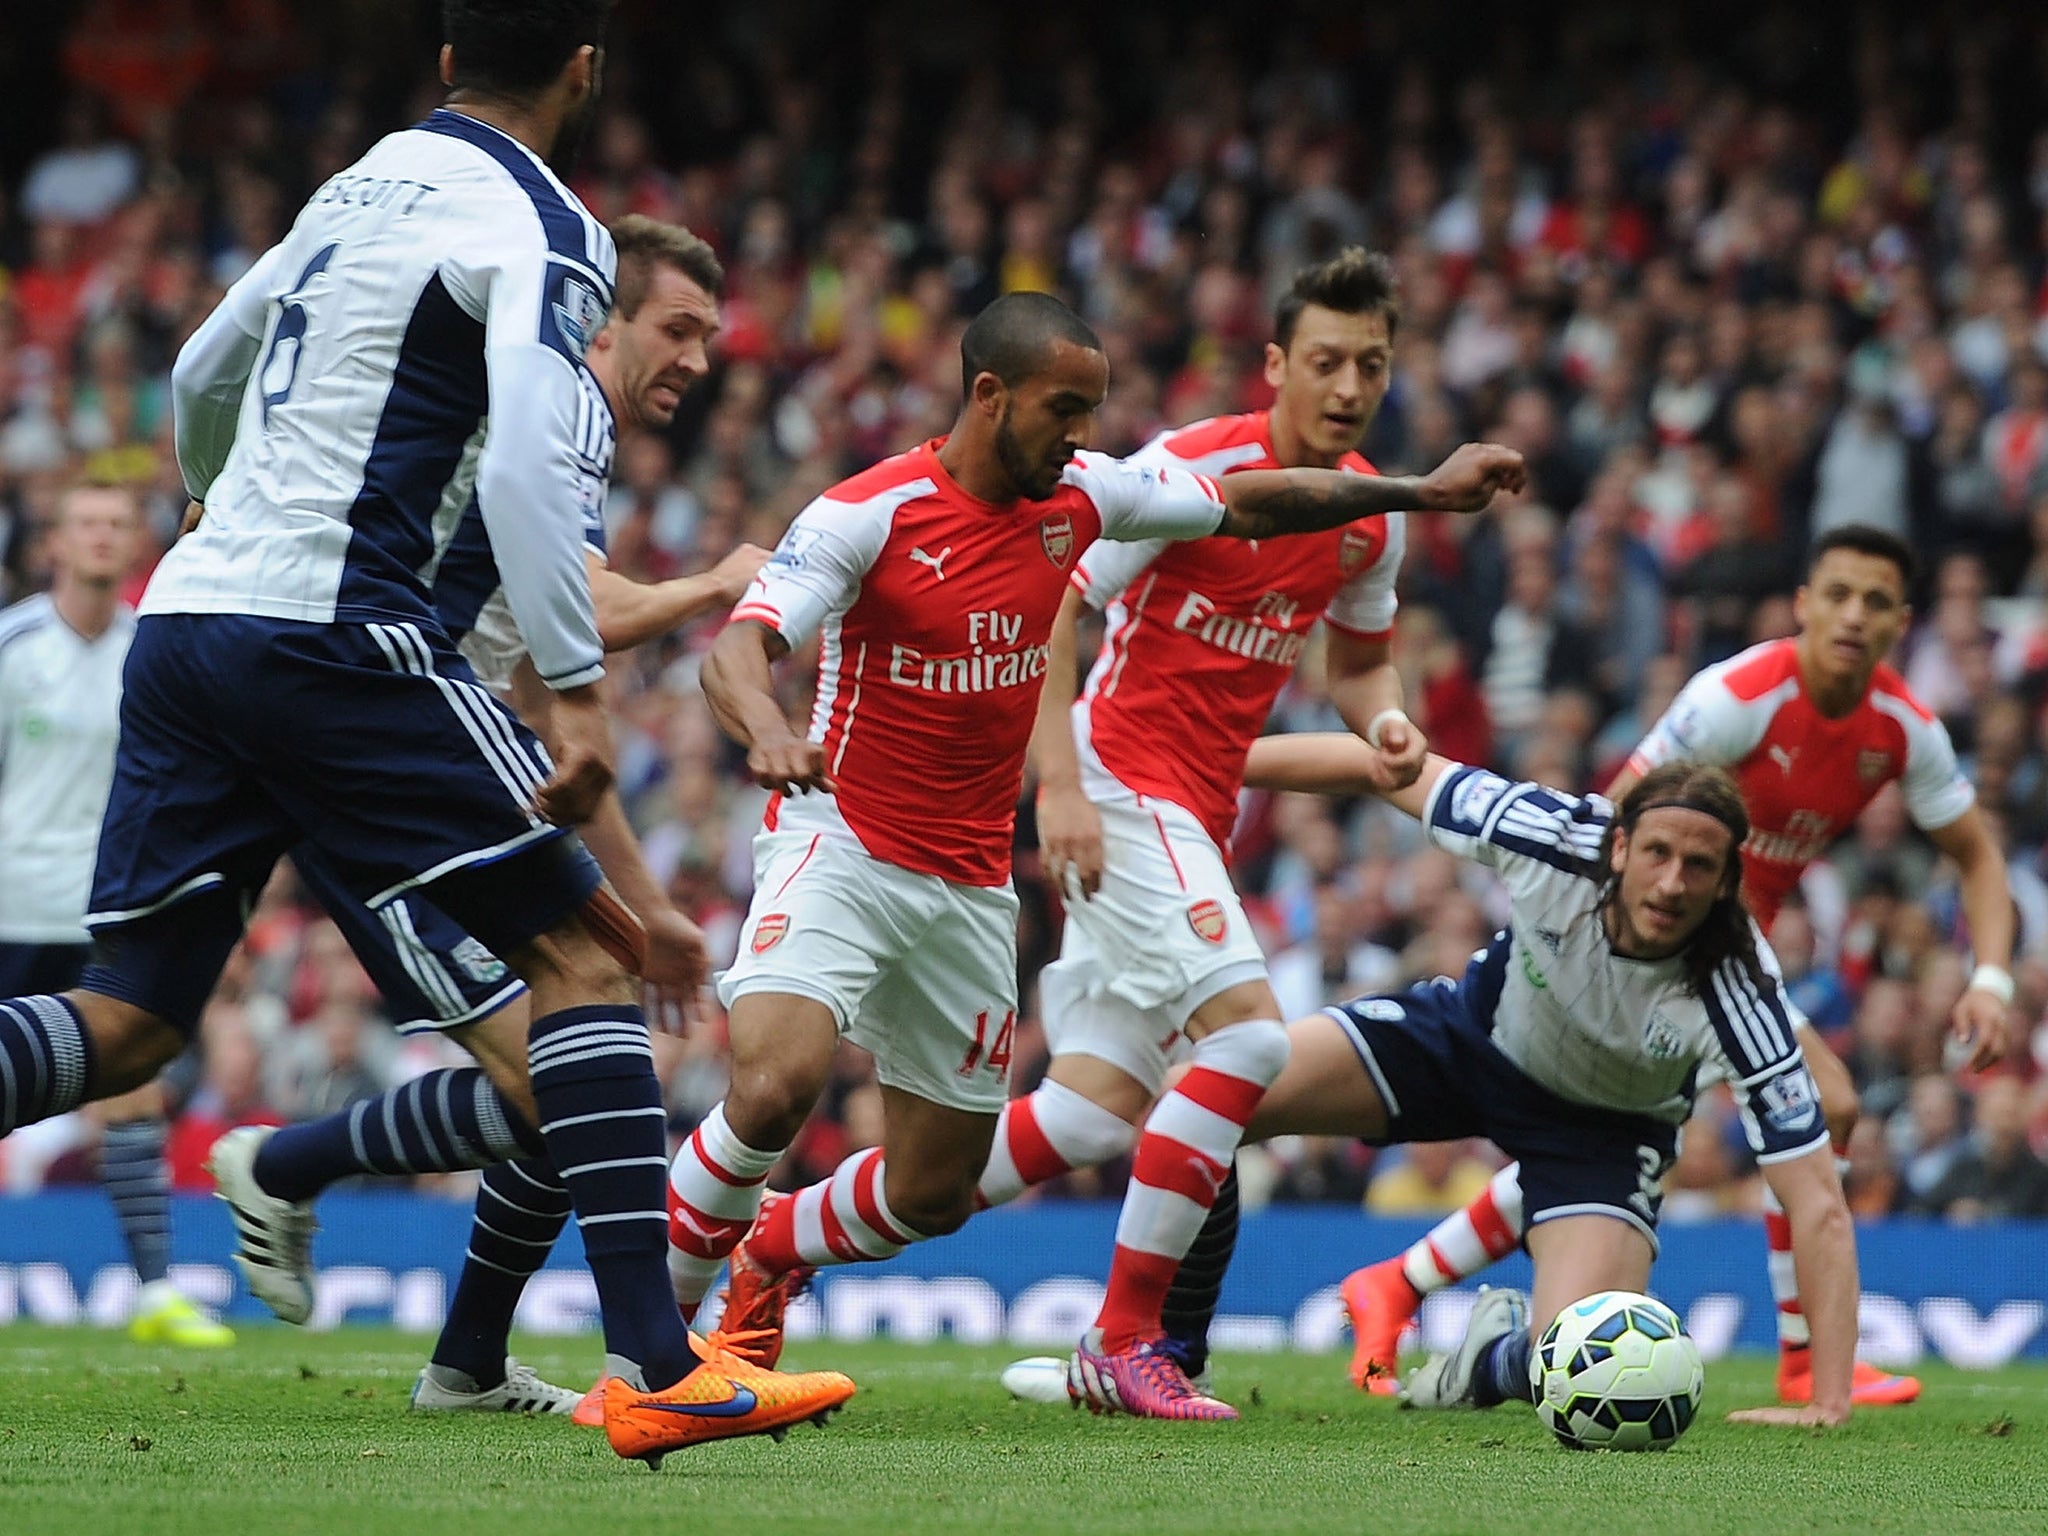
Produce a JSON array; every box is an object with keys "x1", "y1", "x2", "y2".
[{"x1": 1595, "y1": 762, "x2": 1761, "y2": 998}]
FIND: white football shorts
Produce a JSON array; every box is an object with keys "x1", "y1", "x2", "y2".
[
  {"x1": 718, "y1": 828, "x2": 1020, "y2": 1114},
  {"x1": 1041, "y1": 788, "x2": 1268, "y2": 1092}
]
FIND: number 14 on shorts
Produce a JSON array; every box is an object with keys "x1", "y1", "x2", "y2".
[{"x1": 957, "y1": 1008, "x2": 1016, "y2": 1079}]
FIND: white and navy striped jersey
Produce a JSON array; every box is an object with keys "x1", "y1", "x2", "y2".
[
  {"x1": 433, "y1": 363, "x2": 614, "y2": 692},
  {"x1": 159, "y1": 108, "x2": 615, "y2": 689},
  {"x1": 1423, "y1": 762, "x2": 1829, "y2": 1163},
  {"x1": 0, "y1": 595, "x2": 135, "y2": 942}
]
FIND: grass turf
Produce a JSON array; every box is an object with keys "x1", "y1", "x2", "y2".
[{"x1": 0, "y1": 1325, "x2": 2041, "y2": 1535}]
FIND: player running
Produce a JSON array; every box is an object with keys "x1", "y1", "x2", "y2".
[
  {"x1": 0, "y1": 483, "x2": 233, "y2": 1348},
  {"x1": 205, "y1": 215, "x2": 764, "y2": 1418},
  {"x1": 1141, "y1": 755, "x2": 1863, "y2": 1428},
  {"x1": 660, "y1": 289, "x2": 1523, "y2": 1402},
  {"x1": 0, "y1": 2, "x2": 848, "y2": 1465},
  {"x1": 685, "y1": 248, "x2": 1428, "y2": 1420},
  {"x1": 1256, "y1": 524, "x2": 2013, "y2": 1407}
]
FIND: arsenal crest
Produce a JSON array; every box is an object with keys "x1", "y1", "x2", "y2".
[
  {"x1": 1339, "y1": 527, "x2": 1376, "y2": 575},
  {"x1": 1041, "y1": 514, "x2": 1075, "y2": 569},
  {"x1": 1856, "y1": 749, "x2": 1891, "y2": 784},
  {"x1": 751, "y1": 913, "x2": 790, "y2": 954},
  {"x1": 1187, "y1": 898, "x2": 1228, "y2": 944}
]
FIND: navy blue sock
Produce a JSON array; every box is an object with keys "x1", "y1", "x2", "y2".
[
  {"x1": 102, "y1": 1118, "x2": 172, "y2": 1283},
  {"x1": 253, "y1": 1067, "x2": 537, "y2": 1202},
  {"x1": 0, "y1": 995, "x2": 95, "y2": 1136},
  {"x1": 1472, "y1": 1326, "x2": 1536, "y2": 1407},
  {"x1": 528, "y1": 1004, "x2": 698, "y2": 1390},
  {"x1": 1161, "y1": 1162, "x2": 1238, "y2": 1378},
  {"x1": 430, "y1": 1158, "x2": 572, "y2": 1387}
]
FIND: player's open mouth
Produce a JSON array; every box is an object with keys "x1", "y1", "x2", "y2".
[{"x1": 1324, "y1": 413, "x2": 1360, "y2": 432}]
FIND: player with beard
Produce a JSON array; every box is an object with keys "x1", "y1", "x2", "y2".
[
  {"x1": 0, "y1": 1, "x2": 851, "y2": 1466},
  {"x1": 659, "y1": 286, "x2": 1525, "y2": 1420},
  {"x1": 686, "y1": 248, "x2": 1432, "y2": 1419},
  {"x1": 1224, "y1": 524, "x2": 2011, "y2": 1412},
  {"x1": 205, "y1": 216, "x2": 766, "y2": 1421}
]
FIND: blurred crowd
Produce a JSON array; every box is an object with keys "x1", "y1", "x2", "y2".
[{"x1": 4, "y1": 0, "x2": 2048, "y2": 1223}]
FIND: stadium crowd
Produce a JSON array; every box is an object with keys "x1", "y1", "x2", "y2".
[{"x1": 3, "y1": 0, "x2": 2048, "y2": 1223}]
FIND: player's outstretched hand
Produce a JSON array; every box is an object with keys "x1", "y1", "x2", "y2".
[
  {"x1": 1038, "y1": 781, "x2": 1104, "y2": 901},
  {"x1": 1417, "y1": 443, "x2": 1527, "y2": 513},
  {"x1": 748, "y1": 730, "x2": 833, "y2": 796},
  {"x1": 537, "y1": 685, "x2": 616, "y2": 826},
  {"x1": 711, "y1": 543, "x2": 773, "y2": 605},
  {"x1": 1727, "y1": 1404, "x2": 1850, "y2": 1428},
  {"x1": 1948, "y1": 986, "x2": 2011, "y2": 1071}
]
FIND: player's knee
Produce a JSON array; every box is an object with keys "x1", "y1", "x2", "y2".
[
  {"x1": 888, "y1": 1169, "x2": 981, "y2": 1238},
  {"x1": 725, "y1": 1059, "x2": 829, "y2": 1149},
  {"x1": 1199, "y1": 1015, "x2": 1291, "y2": 1084},
  {"x1": 514, "y1": 921, "x2": 636, "y2": 1004},
  {"x1": 1038, "y1": 1079, "x2": 1139, "y2": 1165}
]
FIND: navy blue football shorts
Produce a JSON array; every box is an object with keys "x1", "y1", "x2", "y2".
[
  {"x1": 1328, "y1": 979, "x2": 1680, "y2": 1249},
  {"x1": 83, "y1": 612, "x2": 596, "y2": 1034}
]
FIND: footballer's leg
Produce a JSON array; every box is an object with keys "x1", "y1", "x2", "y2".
[
  {"x1": 1073, "y1": 1008, "x2": 1390, "y2": 1421},
  {"x1": 696, "y1": 856, "x2": 1017, "y2": 1368},
  {"x1": 1771, "y1": 1027, "x2": 1915, "y2": 1406},
  {"x1": 1344, "y1": 1164, "x2": 1526, "y2": 1393}
]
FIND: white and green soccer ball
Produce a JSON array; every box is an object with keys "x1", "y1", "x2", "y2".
[{"x1": 1532, "y1": 1290, "x2": 1704, "y2": 1451}]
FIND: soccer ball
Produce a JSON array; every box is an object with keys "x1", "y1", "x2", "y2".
[{"x1": 1531, "y1": 1290, "x2": 1703, "y2": 1451}]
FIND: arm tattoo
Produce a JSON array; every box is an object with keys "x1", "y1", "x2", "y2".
[{"x1": 1219, "y1": 469, "x2": 1425, "y2": 539}]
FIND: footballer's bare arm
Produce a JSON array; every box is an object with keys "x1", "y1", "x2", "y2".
[{"x1": 1214, "y1": 443, "x2": 1525, "y2": 540}]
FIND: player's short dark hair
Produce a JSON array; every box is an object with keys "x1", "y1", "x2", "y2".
[
  {"x1": 959, "y1": 292, "x2": 1102, "y2": 401},
  {"x1": 1597, "y1": 761, "x2": 1760, "y2": 999},
  {"x1": 1808, "y1": 523, "x2": 1916, "y2": 591},
  {"x1": 610, "y1": 216, "x2": 724, "y2": 318},
  {"x1": 443, "y1": 0, "x2": 613, "y2": 101},
  {"x1": 1274, "y1": 247, "x2": 1400, "y2": 351}
]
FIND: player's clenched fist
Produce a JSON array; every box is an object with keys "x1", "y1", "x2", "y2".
[
  {"x1": 748, "y1": 731, "x2": 832, "y2": 796},
  {"x1": 1416, "y1": 442, "x2": 1526, "y2": 513}
]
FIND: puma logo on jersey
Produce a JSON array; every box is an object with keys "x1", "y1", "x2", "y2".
[
  {"x1": 1767, "y1": 744, "x2": 1797, "y2": 775},
  {"x1": 909, "y1": 545, "x2": 952, "y2": 581}
]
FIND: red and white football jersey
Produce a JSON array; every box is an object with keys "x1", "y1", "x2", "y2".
[
  {"x1": 1071, "y1": 411, "x2": 1403, "y2": 849},
  {"x1": 731, "y1": 438, "x2": 1226, "y2": 886},
  {"x1": 1625, "y1": 637, "x2": 1974, "y2": 928}
]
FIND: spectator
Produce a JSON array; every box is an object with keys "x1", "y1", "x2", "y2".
[{"x1": 1920, "y1": 1076, "x2": 2048, "y2": 1220}]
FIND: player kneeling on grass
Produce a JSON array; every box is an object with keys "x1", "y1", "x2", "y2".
[{"x1": 1138, "y1": 753, "x2": 1859, "y2": 1429}]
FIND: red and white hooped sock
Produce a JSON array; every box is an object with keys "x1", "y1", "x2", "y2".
[
  {"x1": 976, "y1": 1080, "x2": 1137, "y2": 1209},
  {"x1": 664, "y1": 1102, "x2": 779, "y2": 1307},
  {"x1": 1399, "y1": 1162, "x2": 1526, "y2": 1296},
  {"x1": 1093, "y1": 1019, "x2": 1289, "y2": 1353}
]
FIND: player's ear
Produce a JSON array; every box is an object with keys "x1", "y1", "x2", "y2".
[
  {"x1": 1791, "y1": 583, "x2": 1809, "y2": 628},
  {"x1": 969, "y1": 369, "x2": 1007, "y2": 420},
  {"x1": 566, "y1": 44, "x2": 598, "y2": 103},
  {"x1": 1609, "y1": 826, "x2": 1629, "y2": 876},
  {"x1": 1262, "y1": 340, "x2": 1288, "y2": 392},
  {"x1": 438, "y1": 44, "x2": 455, "y2": 88}
]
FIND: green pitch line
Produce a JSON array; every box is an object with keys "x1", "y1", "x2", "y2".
[{"x1": 0, "y1": 1327, "x2": 2042, "y2": 1535}]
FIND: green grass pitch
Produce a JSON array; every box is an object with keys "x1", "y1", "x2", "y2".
[{"x1": 1, "y1": 1325, "x2": 2042, "y2": 1535}]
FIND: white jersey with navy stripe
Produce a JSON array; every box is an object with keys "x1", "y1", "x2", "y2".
[
  {"x1": 0, "y1": 595, "x2": 136, "y2": 941},
  {"x1": 158, "y1": 108, "x2": 614, "y2": 689},
  {"x1": 1423, "y1": 763, "x2": 1829, "y2": 1163},
  {"x1": 436, "y1": 364, "x2": 615, "y2": 692}
]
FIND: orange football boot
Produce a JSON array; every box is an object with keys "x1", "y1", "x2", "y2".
[
  {"x1": 601, "y1": 1355, "x2": 855, "y2": 1467},
  {"x1": 1777, "y1": 1345, "x2": 1921, "y2": 1407},
  {"x1": 1341, "y1": 1258, "x2": 1423, "y2": 1395},
  {"x1": 714, "y1": 1224, "x2": 813, "y2": 1370}
]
